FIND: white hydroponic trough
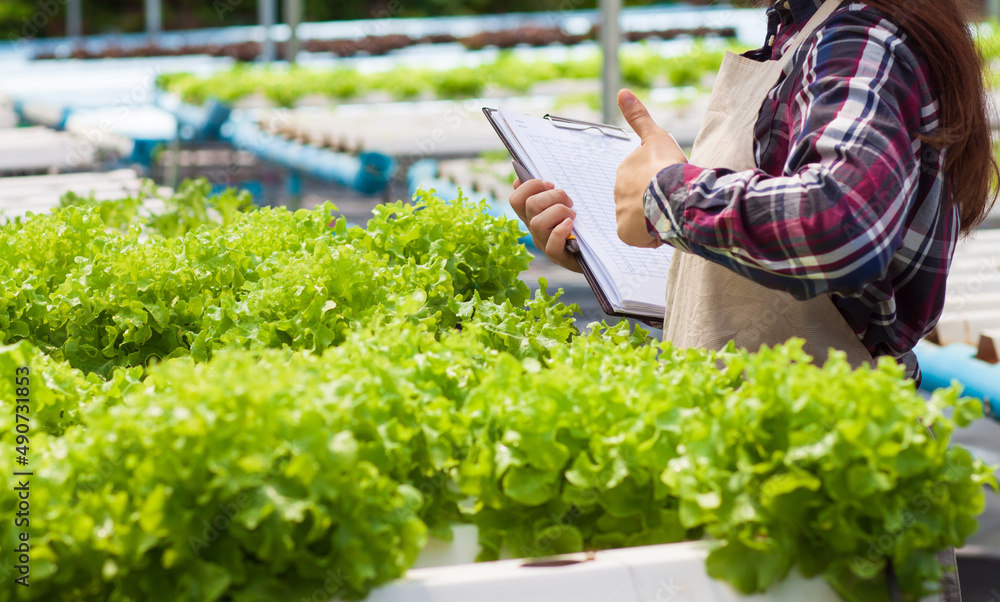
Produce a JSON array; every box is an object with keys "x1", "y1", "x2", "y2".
[
  {"x1": 0, "y1": 169, "x2": 170, "y2": 223},
  {"x1": 348, "y1": 525, "x2": 936, "y2": 602}
]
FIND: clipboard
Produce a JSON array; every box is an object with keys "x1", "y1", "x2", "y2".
[{"x1": 483, "y1": 107, "x2": 665, "y2": 329}]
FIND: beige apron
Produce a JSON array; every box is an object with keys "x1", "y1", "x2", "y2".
[{"x1": 662, "y1": 0, "x2": 872, "y2": 369}]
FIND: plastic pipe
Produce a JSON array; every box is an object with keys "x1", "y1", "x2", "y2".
[
  {"x1": 406, "y1": 159, "x2": 440, "y2": 194},
  {"x1": 13, "y1": 100, "x2": 73, "y2": 130},
  {"x1": 286, "y1": 170, "x2": 302, "y2": 209},
  {"x1": 130, "y1": 138, "x2": 161, "y2": 166},
  {"x1": 222, "y1": 119, "x2": 395, "y2": 195},
  {"x1": 914, "y1": 340, "x2": 1000, "y2": 423},
  {"x1": 155, "y1": 94, "x2": 231, "y2": 141}
]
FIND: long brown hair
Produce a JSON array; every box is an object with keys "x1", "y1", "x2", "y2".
[{"x1": 775, "y1": 0, "x2": 998, "y2": 233}]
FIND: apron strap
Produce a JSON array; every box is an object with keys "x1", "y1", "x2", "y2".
[{"x1": 778, "y1": 0, "x2": 845, "y2": 68}]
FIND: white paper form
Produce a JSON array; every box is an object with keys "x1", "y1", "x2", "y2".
[{"x1": 498, "y1": 108, "x2": 673, "y2": 315}]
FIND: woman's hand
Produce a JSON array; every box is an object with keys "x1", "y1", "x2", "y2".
[
  {"x1": 614, "y1": 89, "x2": 688, "y2": 248},
  {"x1": 509, "y1": 178, "x2": 582, "y2": 273}
]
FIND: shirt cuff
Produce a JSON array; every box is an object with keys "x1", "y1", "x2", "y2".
[{"x1": 643, "y1": 163, "x2": 695, "y2": 250}]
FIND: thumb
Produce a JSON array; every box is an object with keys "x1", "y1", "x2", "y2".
[{"x1": 618, "y1": 89, "x2": 663, "y2": 141}]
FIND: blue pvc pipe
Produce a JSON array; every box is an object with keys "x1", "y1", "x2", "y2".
[
  {"x1": 201, "y1": 100, "x2": 231, "y2": 140},
  {"x1": 222, "y1": 119, "x2": 394, "y2": 195},
  {"x1": 156, "y1": 94, "x2": 231, "y2": 141},
  {"x1": 406, "y1": 160, "x2": 461, "y2": 202},
  {"x1": 914, "y1": 340, "x2": 1000, "y2": 423},
  {"x1": 129, "y1": 138, "x2": 161, "y2": 166},
  {"x1": 355, "y1": 153, "x2": 395, "y2": 195},
  {"x1": 55, "y1": 106, "x2": 73, "y2": 130},
  {"x1": 286, "y1": 171, "x2": 302, "y2": 196},
  {"x1": 407, "y1": 159, "x2": 439, "y2": 194},
  {"x1": 11, "y1": 99, "x2": 73, "y2": 130}
]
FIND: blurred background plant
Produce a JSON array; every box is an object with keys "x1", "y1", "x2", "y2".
[{"x1": 0, "y1": 0, "x2": 758, "y2": 38}]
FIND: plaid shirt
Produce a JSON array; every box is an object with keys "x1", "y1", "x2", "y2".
[{"x1": 644, "y1": 0, "x2": 956, "y2": 379}]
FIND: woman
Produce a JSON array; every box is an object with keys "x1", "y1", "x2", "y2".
[
  {"x1": 509, "y1": 1, "x2": 996, "y2": 598},
  {"x1": 509, "y1": 0, "x2": 997, "y2": 386}
]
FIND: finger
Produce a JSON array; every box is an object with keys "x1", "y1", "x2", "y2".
[
  {"x1": 524, "y1": 188, "x2": 575, "y2": 222},
  {"x1": 528, "y1": 203, "x2": 576, "y2": 245},
  {"x1": 513, "y1": 177, "x2": 522, "y2": 189},
  {"x1": 546, "y1": 216, "x2": 573, "y2": 256},
  {"x1": 617, "y1": 88, "x2": 664, "y2": 141},
  {"x1": 509, "y1": 179, "x2": 554, "y2": 223},
  {"x1": 546, "y1": 217, "x2": 582, "y2": 272}
]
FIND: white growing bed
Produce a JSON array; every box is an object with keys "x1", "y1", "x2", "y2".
[
  {"x1": 353, "y1": 525, "x2": 936, "y2": 602},
  {"x1": 0, "y1": 125, "x2": 95, "y2": 172},
  {"x1": 0, "y1": 169, "x2": 169, "y2": 223}
]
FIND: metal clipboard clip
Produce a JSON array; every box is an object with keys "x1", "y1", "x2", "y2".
[{"x1": 543, "y1": 114, "x2": 631, "y2": 140}]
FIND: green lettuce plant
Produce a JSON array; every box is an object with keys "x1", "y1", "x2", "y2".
[{"x1": 0, "y1": 184, "x2": 993, "y2": 602}]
